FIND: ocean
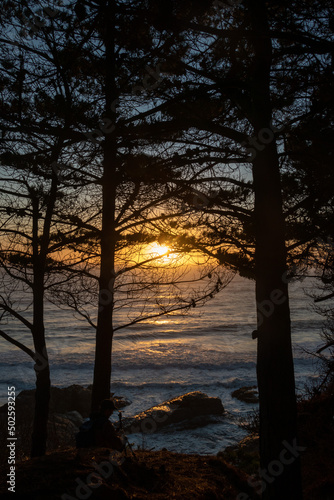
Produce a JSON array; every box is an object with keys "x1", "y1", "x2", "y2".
[{"x1": 0, "y1": 274, "x2": 324, "y2": 455}]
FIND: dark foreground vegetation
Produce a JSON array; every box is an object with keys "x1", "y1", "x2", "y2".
[{"x1": 0, "y1": 448, "x2": 259, "y2": 500}]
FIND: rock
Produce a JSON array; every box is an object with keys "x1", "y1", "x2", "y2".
[
  {"x1": 0, "y1": 386, "x2": 132, "y2": 455},
  {"x1": 231, "y1": 386, "x2": 259, "y2": 404},
  {"x1": 223, "y1": 434, "x2": 259, "y2": 456},
  {"x1": 218, "y1": 434, "x2": 260, "y2": 476},
  {"x1": 0, "y1": 385, "x2": 131, "y2": 419},
  {"x1": 47, "y1": 413, "x2": 81, "y2": 448},
  {"x1": 113, "y1": 396, "x2": 132, "y2": 409},
  {"x1": 122, "y1": 391, "x2": 225, "y2": 434},
  {"x1": 50, "y1": 385, "x2": 92, "y2": 416},
  {"x1": 167, "y1": 414, "x2": 222, "y2": 431},
  {"x1": 61, "y1": 410, "x2": 85, "y2": 428}
]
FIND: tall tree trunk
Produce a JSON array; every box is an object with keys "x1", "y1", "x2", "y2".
[
  {"x1": 31, "y1": 320, "x2": 50, "y2": 457},
  {"x1": 249, "y1": 1, "x2": 303, "y2": 498},
  {"x1": 91, "y1": 0, "x2": 117, "y2": 413},
  {"x1": 31, "y1": 197, "x2": 50, "y2": 457}
]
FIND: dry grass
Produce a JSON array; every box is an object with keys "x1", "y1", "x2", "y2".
[{"x1": 0, "y1": 447, "x2": 259, "y2": 500}]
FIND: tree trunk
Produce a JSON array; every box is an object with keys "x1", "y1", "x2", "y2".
[
  {"x1": 249, "y1": 1, "x2": 303, "y2": 498},
  {"x1": 91, "y1": 0, "x2": 117, "y2": 413},
  {"x1": 31, "y1": 343, "x2": 50, "y2": 457},
  {"x1": 29, "y1": 195, "x2": 50, "y2": 457},
  {"x1": 31, "y1": 269, "x2": 50, "y2": 457}
]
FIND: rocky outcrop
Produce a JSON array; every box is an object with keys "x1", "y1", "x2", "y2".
[
  {"x1": 47, "y1": 412, "x2": 84, "y2": 448},
  {"x1": 218, "y1": 434, "x2": 260, "y2": 476},
  {"x1": 0, "y1": 386, "x2": 131, "y2": 453},
  {"x1": 224, "y1": 434, "x2": 259, "y2": 455},
  {"x1": 122, "y1": 391, "x2": 225, "y2": 434},
  {"x1": 0, "y1": 385, "x2": 131, "y2": 419},
  {"x1": 231, "y1": 386, "x2": 259, "y2": 404},
  {"x1": 0, "y1": 388, "x2": 224, "y2": 448}
]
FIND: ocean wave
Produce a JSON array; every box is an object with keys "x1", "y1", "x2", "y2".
[
  {"x1": 116, "y1": 323, "x2": 241, "y2": 340},
  {"x1": 109, "y1": 378, "x2": 253, "y2": 391},
  {"x1": 112, "y1": 360, "x2": 256, "y2": 371},
  {"x1": 0, "y1": 358, "x2": 256, "y2": 372}
]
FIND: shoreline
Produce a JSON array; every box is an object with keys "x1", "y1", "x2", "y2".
[{"x1": 0, "y1": 384, "x2": 257, "y2": 457}]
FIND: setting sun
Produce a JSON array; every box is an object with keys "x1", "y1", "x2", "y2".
[{"x1": 147, "y1": 243, "x2": 172, "y2": 259}]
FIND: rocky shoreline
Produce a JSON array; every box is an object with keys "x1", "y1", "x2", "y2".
[{"x1": 0, "y1": 385, "x2": 231, "y2": 454}]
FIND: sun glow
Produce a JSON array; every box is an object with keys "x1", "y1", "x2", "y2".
[{"x1": 147, "y1": 243, "x2": 172, "y2": 260}]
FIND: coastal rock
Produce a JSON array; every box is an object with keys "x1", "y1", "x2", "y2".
[
  {"x1": 49, "y1": 385, "x2": 92, "y2": 416},
  {"x1": 60, "y1": 410, "x2": 85, "y2": 428},
  {"x1": 0, "y1": 385, "x2": 131, "y2": 419},
  {"x1": 231, "y1": 386, "x2": 259, "y2": 404},
  {"x1": 122, "y1": 391, "x2": 225, "y2": 434},
  {"x1": 86, "y1": 385, "x2": 132, "y2": 410},
  {"x1": 165, "y1": 414, "x2": 223, "y2": 431},
  {"x1": 47, "y1": 413, "x2": 81, "y2": 448},
  {"x1": 223, "y1": 434, "x2": 259, "y2": 456},
  {"x1": 113, "y1": 396, "x2": 132, "y2": 410},
  {"x1": 218, "y1": 434, "x2": 260, "y2": 475}
]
